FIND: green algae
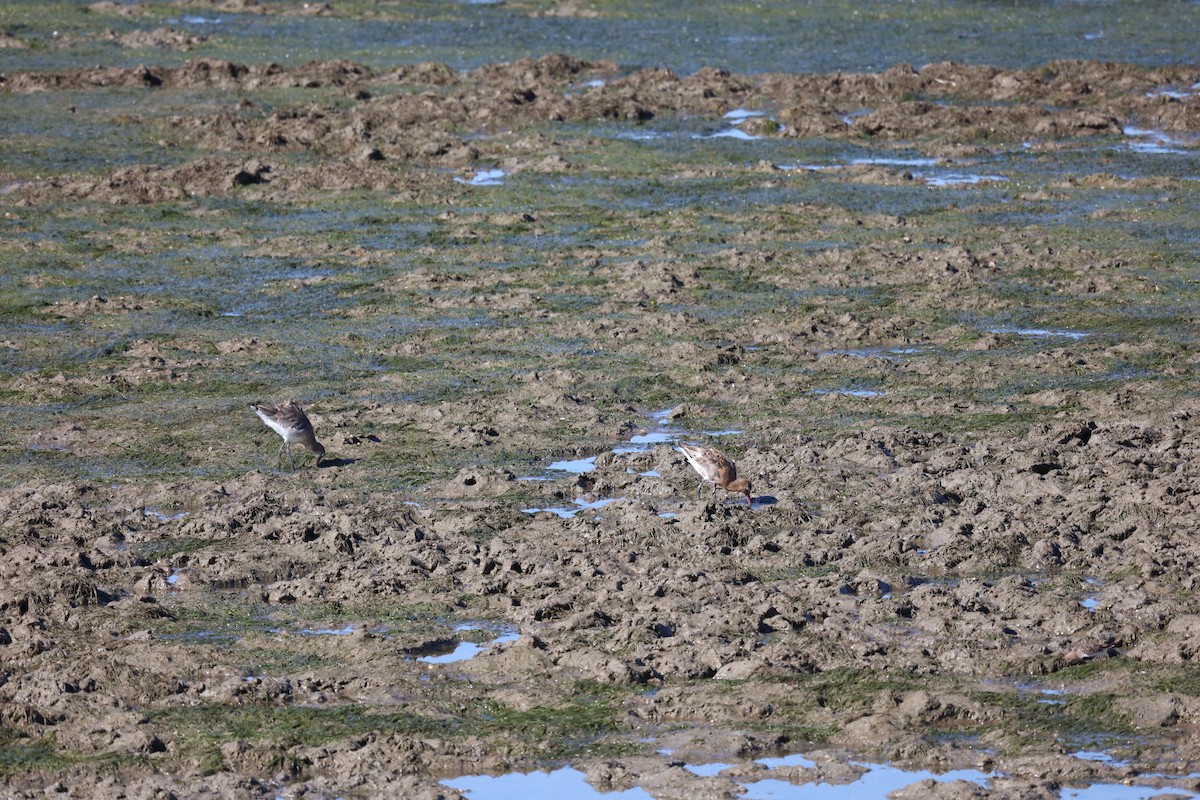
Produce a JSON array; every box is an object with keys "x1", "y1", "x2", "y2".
[
  {"x1": 731, "y1": 665, "x2": 1140, "y2": 751},
  {"x1": 0, "y1": 736, "x2": 133, "y2": 779},
  {"x1": 148, "y1": 682, "x2": 633, "y2": 766}
]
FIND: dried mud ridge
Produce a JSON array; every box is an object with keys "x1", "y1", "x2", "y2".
[{"x1": 2, "y1": 54, "x2": 1200, "y2": 798}]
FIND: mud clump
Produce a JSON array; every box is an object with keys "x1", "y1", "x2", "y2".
[
  {"x1": 5, "y1": 413, "x2": 1200, "y2": 793},
  {"x1": 4, "y1": 57, "x2": 1197, "y2": 205}
]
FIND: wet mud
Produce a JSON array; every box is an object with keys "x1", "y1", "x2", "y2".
[{"x1": 2, "y1": 19, "x2": 1200, "y2": 800}]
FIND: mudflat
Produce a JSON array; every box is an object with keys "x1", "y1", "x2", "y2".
[{"x1": 2, "y1": 2, "x2": 1200, "y2": 798}]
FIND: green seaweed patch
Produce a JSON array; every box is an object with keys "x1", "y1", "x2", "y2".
[
  {"x1": 804, "y1": 667, "x2": 927, "y2": 714},
  {"x1": 155, "y1": 601, "x2": 275, "y2": 646},
  {"x1": 151, "y1": 683, "x2": 631, "y2": 760},
  {"x1": 235, "y1": 645, "x2": 342, "y2": 677},
  {"x1": 0, "y1": 735, "x2": 136, "y2": 778},
  {"x1": 1044, "y1": 658, "x2": 1200, "y2": 700},
  {"x1": 972, "y1": 687, "x2": 1134, "y2": 747},
  {"x1": 1148, "y1": 668, "x2": 1200, "y2": 698},
  {"x1": 132, "y1": 536, "x2": 224, "y2": 559},
  {"x1": 152, "y1": 703, "x2": 451, "y2": 749},
  {"x1": 751, "y1": 564, "x2": 840, "y2": 583},
  {"x1": 271, "y1": 598, "x2": 459, "y2": 629},
  {"x1": 0, "y1": 736, "x2": 69, "y2": 776}
]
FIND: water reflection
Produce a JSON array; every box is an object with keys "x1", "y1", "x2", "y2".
[
  {"x1": 416, "y1": 623, "x2": 519, "y2": 664},
  {"x1": 444, "y1": 766, "x2": 653, "y2": 799},
  {"x1": 455, "y1": 168, "x2": 506, "y2": 186}
]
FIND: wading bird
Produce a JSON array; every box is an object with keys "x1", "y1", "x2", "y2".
[
  {"x1": 678, "y1": 442, "x2": 752, "y2": 505},
  {"x1": 250, "y1": 401, "x2": 326, "y2": 470}
]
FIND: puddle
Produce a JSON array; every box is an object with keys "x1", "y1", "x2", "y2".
[
  {"x1": 648, "y1": 407, "x2": 676, "y2": 424},
  {"x1": 839, "y1": 109, "x2": 874, "y2": 125},
  {"x1": 613, "y1": 129, "x2": 671, "y2": 141},
  {"x1": 296, "y1": 624, "x2": 355, "y2": 636},
  {"x1": 158, "y1": 629, "x2": 242, "y2": 643},
  {"x1": 1122, "y1": 126, "x2": 1192, "y2": 155},
  {"x1": 1060, "y1": 786, "x2": 1196, "y2": 800},
  {"x1": 171, "y1": 616, "x2": 386, "y2": 643},
  {"x1": 1128, "y1": 141, "x2": 1190, "y2": 156},
  {"x1": 565, "y1": 78, "x2": 607, "y2": 97},
  {"x1": 455, "y1": 168, "x2": 506, "y2": 186},
  {"x1": 739, "y1": 759, "x2": 993, "y2": 799},
  {"x1": 547, "y1": 409, "x2": 741, "y2": 472},
  {"x1": 850, "y1": 156, "x2": 938, "y2": 167},
  {"x1": 1145, "y1": 769, "x2": 1200, "y2": 780},
  {"x1": 1080, "y1": 596, "x2": 1100, "y2": 612},
  {"x1": 987, "y1": 327, "x2": 1091, "y2": 340},
  {"x1": 819, "y1": 347, "x2": 923, "y2": 360},
  {"x1": 143, "y1": 507, "x2": 189, "y2": 522},
  {"x1": 455, "y1": 753, "x2": 998, "y2": 800},
  {"x1": 1146, "y1": 87, "x2": 1193, "y2": 100},
  {"x1": 1073, "y1": 750, "x2": 1132, "y2": 768},
  {"x1": 613, "y1": 431, "x2": 677, "y2": 454},
  {"x1": 547, "y1": 456, "x2": 597, "y2": 473},
  {"x1": 630, "y1": 432, "x2": 676, "y2": 445},
  {"x1": 521, "y1": 496, "x2": 623, "y2": 519},
  {"x1": 590, "y1": 118, "x2": 761, "y2": 145},
  {"x1": 756, "y1": 754, "x2": 817, "y2": 769},
  {"x1": 542, "y1": 405, "x2": 740, "y2": 475},
  {"x1": 695, "y1": 128, "x2": 761, "y2": 141},
  {"x1": 417, "y1": 622, "x2": 519, "y2": 664},
  {"x1": 920, "y1": 171, "x2": 1007, "y2": 187},
  {"x1": 724, "y1": 108, "x2": 766, "y2": 121},
  {"x1": 684, "y1": 761, "x2": 734, "y2": 776},
  {"x1": 444, "y1": 766, "x2": 653, "y2": 799},
  {"x1": 168, "y1": 15, "x2": 223, "y2": 24},
  {"x1": 813, "y1": 388, "x2": 884, "y2": 398},
  {"x1": 157, "y1": 610, "x2": 277, "y2": 643}
]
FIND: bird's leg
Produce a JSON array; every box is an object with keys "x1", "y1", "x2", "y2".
[
  {"x1": 286, "y1": 442, "x2": 295, "y2": 471},
  {"x1": 695, "y1": 482, "x2": 703, "y2": 501},
  {"x1": 276, "y1": 441, "x2": 286, "y2": 469}
]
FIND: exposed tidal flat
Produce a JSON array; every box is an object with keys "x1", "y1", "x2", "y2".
[{"x1": 2, "y1": 1, "x2": 1200, "y2": 798}]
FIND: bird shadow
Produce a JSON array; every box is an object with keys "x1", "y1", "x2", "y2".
[
  {"x1": 319, "y1": 457, "x2": 357, "y2": 468},
  {"x1": 749, "y1": 495, "x2": 777, "y2": 509}
]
